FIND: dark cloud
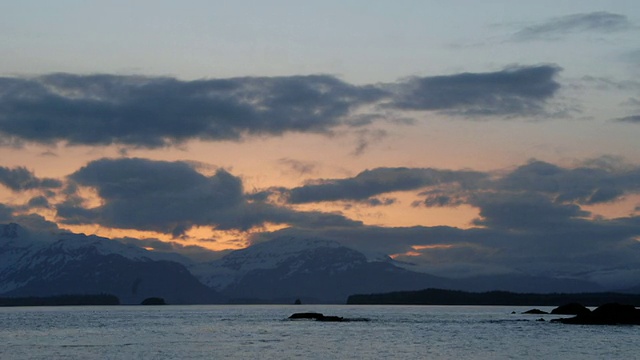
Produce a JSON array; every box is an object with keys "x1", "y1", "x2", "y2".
[
  {"x1": 271, "y1": 159, "x2": 640, "y2": 215},
  {"x1": 414, "y1": 189, "x2": 466, "y2": 207},
  {"x1": 260, "y1": 158, "x2": 640, "y2": 282},
  {"x1": 470, "y1": 192, "x2": 590, "y2": 230},
  {"x1": 365, "y1": 198, "x2": 396, "y2": 207},
  {"x1": 61, "y1": 157, "x2": 245, "y2": 234},
  {"x1": 0, "y1": 67, "x2": 564, "y2": 148},
  {"x1": 26, "y1": 196, "x2": 50, "y2": 209},
  {"x1": 58, "y1": 157, "x2": 359, "y2": 236},
  {"x1": 513, "y1": 12, "x2": 633, "y2": 41},
  {"x1": 9, "y1": 155, "x2": 640, "y2": 288},
  {"x1": 0, "y1": 211, "x2": 62, "y2": 235},
  {"x1": 43, "y1": 156, "x2": 640, "y2": 288},
  {"x1": 614, "y1": 115, "x2": 640, "y2": 123},
  {"x1": 497, "y1": 160, "x2": 640, "y2": 205},
  {"x1": 11, "y1": 213, "x2": 62, "y2": 235},
  {"x1": 389, "y1": 65, "x2": 561, "y2": 116},
  {"x1": 0, "y1": 73, "x2": 384, "y2": 148},
  {"x1": 253, "y1": 211, "x2": 640, "y2": 288},
  {"x1": 0, "y1": 203, "x2": 13, "y2": 222},
  {"x1": 407, "y1": 160, "x2": 640, "y2": 209},
  {"x1": 0, "y1": 166, "x2": 63, "y2": 192},
  {"x1": 283, "y1": 167, "x2": 486, "y2": 204},
  {"x1": 114, "y1": 236, "x2": 225, "y2": 263}
]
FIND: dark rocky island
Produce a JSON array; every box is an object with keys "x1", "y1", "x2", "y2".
[
  {"x1": 0, "y1": 294, "x2": 120, "y2": 306},
  {"x1": 550, "y1": 302, "x2": 591, "y2": 316},
  {"x1": 288, "y1": 312, "x2": 369, "y2": 322},
  {"x1": 522, "y1": 309, "x2": 548, "y2": 314},
  {"x1": 347, "y1": 288, "x2": 640, "y2": 306},
  {"x1": 140, "y1": 297, "x2": 166, "y2": 305},
  {"x1": 552, "y1": 303, "x2": 640, "y2": 325}
]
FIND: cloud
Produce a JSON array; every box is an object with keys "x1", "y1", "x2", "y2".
[
  {"x1": 496, "y1": 160, "x2": 640, "y2": 205},
  {"x1": 364, "y1": 197, "x2": 396, "y2": 207},
  {"x1": 277, "y1": 158, "x2": 318, "y2": 176},
  {"x1": 58, "y1": 157, "x2": 359, "y2": 236},
  {"x1": 352, "y1": 128, "x2": 387, "y2": 156},
  {"x1": 11, "y1": 213, "x2": 63, "y2": 234},
  {"x1": 269, "y1": 159, "x2": 640, "y2": 217},
  {"x1": 410, "y1": 160, "x2": 640, "y2": 209},
  {"x1": 0, "y1": 73, "x2": 385, "y2": 148},
  {"x1": 581, "y1": 76, "x2": 640, "y2": 92},
  {"x1": 9, "y1": 155, "x2": 640, "y2": 288},
  {"x1": 114, "y1": 236, "x2": 225, "y2": 263},
  {"x1": 0, "y1": 67, "x2": 564, "y2": 148},
  {"x1": 25, "y1": 196, "x2": 50, "y2": 209},
  {"x1": 281, "y1": 167, "x2": 486, "y2": 204},
  {"x1": 470, "y1": 192, "x2": 590, "y2": 230},
  {"x1": 0, "y1": 166, "x2": 63, "y2": 192},
  {"x1": 388, "y1": 65, "x2": 561, "y2": 116},
  {"x1": 622, "y1": 49, "x2": 640, "y2": 64},
  {"x1": 0, "y1": 203, "x2": 13, "y2": 222},
  {"x1": 614, "y1": 115, "x2": 640, "y2": 123},
  {"x1": 258, "y1": 158, "x2": 640, "y2": 284},
  {"x1": 0, "y1": 210, "x2": 62, "y2": 235},
  {"x1": 414, "y1": 189, "x2": 466, "y2": 207},
  {"x1": 253, "y1": 211, "x2": 640, "y2": 288},
  {"x1": 513, "y1": 12, "x2": 633, "y2": 41}
]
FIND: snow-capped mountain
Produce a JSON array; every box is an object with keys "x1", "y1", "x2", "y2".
[
  {"x1": 191, "y1": 237, "x2": 348, "y2": 289},
  {"x1": 0, "y1": 223, "x2": 221, "y2": 304},
  {"x1": 191, "y1": 235, "x2": 605, "y2": 303},
  {"x1": 1, "y1": 223, "x2": 605, "y2": 305},
  {"x1": 191, "y1": 236, "x2": 453, "y2": 303}
]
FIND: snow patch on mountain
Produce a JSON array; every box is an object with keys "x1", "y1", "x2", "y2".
[
  {"x1": 191, "y1": 236, "x2": 382, "y2": 291},
  {"x1": 0, "y1": 223, "x2": 189, "y2": 293}
]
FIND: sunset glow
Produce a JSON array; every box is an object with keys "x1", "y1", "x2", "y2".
[{"x1": 1, "y1": 1, "x2": 640, "y2": 288}]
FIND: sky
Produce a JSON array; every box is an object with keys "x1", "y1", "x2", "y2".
[{"x1": 1, "y1": 1, "x2": 640, "y2": 288}]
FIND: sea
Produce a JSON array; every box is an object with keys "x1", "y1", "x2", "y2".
[{"x1": 0, "y1": 304, "x2": 636, "y2": 359}]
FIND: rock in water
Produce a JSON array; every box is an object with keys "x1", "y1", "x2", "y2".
[
  {"x1": 289, "y1": 312, "x2": 324, "y2": 320},
  {"x1": 551, "y1": 303, "x2": 590, "y2": 316},
  {"x1": 552, "y1": 303, "x2": 640, "y2": 325},
  {"x1": 288, "y1": 312, "x2": 369, "y2": 322},
  {"x1": 522, "y1": 309, "x2": 548, "y2": 314},
  {"x1": 141, "y1": 297, "x2": 166, "y2": 305}
]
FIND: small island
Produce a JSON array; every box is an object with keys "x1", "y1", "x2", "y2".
[
  {"x1": 551, "y1": 303, "x2": 640, "y2": 325},
  {"x1": 140, "y1": 297, "x2": 167, "y2": 305},
  {"x1": 0, "y1": 294, "x2": 120, "y2": 306},
  {"x1": 347, "y1": 288, "x2": 640, "y2": 306},
  {"x1": 288, "y1": 312, "x2": 370, "y2": 322}
]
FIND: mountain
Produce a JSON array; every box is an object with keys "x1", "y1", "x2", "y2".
[
  {"x1": 1, "y1": 223, "x2": 605, "y2": 305},
  {"x1": 0, "y1": 223, "x2": 222, "y2": 304},
  {"x1": 192, "y1": 235, "x2": 603, "y2": 303},
  {"x1": 193, "y1": 236, "x2": 453, "y2": 303}
]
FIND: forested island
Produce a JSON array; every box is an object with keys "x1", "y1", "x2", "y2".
[
  {"x1": 347, "y1": 288, "x2": 640, "y2": 306},
  {"x1": 0, "y1": 294, "x2": 120, "y2": 306}
]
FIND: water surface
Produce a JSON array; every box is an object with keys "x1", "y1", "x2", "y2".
[{"x1": 0, "y1": 305, "x2": 635, "y2": 359}]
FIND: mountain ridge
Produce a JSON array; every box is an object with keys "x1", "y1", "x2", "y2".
[
  {"x1": 0, "y1": 223, "x2": 222, "y2": 304},
  {"x1": 1, "y1": 223, "x2": 626, "y2": 304}
]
